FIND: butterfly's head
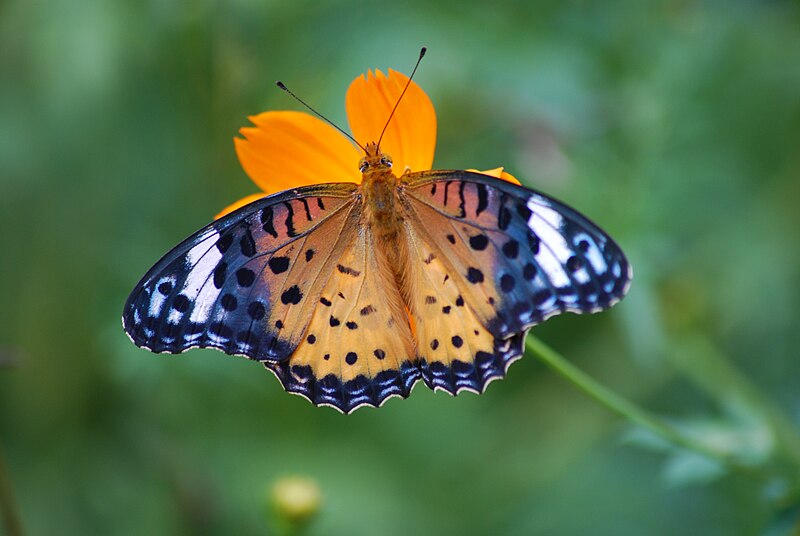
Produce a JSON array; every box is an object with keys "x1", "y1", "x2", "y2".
[{"x1": 359, "y1": 142, "x2": 393, "y2": 174}]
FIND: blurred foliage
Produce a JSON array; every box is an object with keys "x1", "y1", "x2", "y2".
[{"x1": 2, "y1": 0, "x2": 800, "y2": 534}]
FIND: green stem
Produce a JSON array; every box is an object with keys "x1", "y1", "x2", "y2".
[
  {"x1": 0, "y1": 443, "x2": 24, "y2": 536},
  {"x1": 524, "y1": 336, "x2": 761, "y2": 477}
]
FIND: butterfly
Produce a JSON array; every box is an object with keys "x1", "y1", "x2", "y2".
[
  {"x1": 123, "y1": 54, "x2": 631, "y2": 413},
  {"x1": 123, "y1": 149, "x2": 630, "y2": 413}
]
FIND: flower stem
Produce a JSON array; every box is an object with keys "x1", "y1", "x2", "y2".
[
  {"x1": 524, "y1": 335, "x2": 760, "y2": 476},
  {"x1": 0, "y1": 443, "x2": 24, "y2": 536}
]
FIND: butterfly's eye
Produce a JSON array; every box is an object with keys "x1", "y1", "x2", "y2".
[
  {"x1": 380, "y1": 156, "x2": 393, "y2": 167},
  {"x1": 359, "y1": 159, "x2": 369, "y2": 172}
]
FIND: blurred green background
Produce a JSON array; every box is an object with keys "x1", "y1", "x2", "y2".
[{"x1": 2, "y1": 0, "x2": 800, "y2": 534}]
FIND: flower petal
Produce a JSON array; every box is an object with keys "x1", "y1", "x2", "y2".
[
  {"x1": 215, "y1": 193, "x2": 268, "y2": 220},
  {"x1": 346, "y1": 69, "x2": 436, "y2": 174},
  {"x1": 471, "y1": 167, "x2": 521, "y2": 186},
  {"x1": 235, "y1": 111, "x2": 362, "y2": 193}
]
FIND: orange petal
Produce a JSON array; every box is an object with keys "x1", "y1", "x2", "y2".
[
  {"x1": 235, "y1": 111, "x2": 362, "y2": 193},
  {"x1": 470, "y1": 167, "x2": 522, "y2": 186},
  {"x1": 215, "y1": 193, "x2": 268, "y2": 220},
  {"x1": 346, "y1": 69, "x2": 436, "y2": 174}
]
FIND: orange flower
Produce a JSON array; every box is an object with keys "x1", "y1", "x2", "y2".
[{"x1": 218, "y1": 69, "x2": 519, "y2": 218}]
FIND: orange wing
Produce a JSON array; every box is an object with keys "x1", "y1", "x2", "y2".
[
  {"x1": 124, "y1": 184, "x2": 359, "y2": 360},
  {"x1": 123, "y1": 182, "x2": 420, "y2": 413},
  {"x1": 398, "y1": 170, "x2": 631, "y2": 394},
  {"x1": 266, "y1": 223, "x2": 419, "y2": 413}
]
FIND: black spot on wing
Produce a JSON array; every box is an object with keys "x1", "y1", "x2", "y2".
[
  {"x1": 239, "y1": 229, "x2": 256, "y2": 257},
  {"x1": 260, "y1": 207, "x2": 277, "y2": 238},
  {"x1": 566, "y1": 255, "x2": 582, "y2": 272},
  {"x1": 466, "y1": 267, "x2": 484, "y2": 284},
  {"x1": 268, "y1": 256, "x2": 290, "y2": 274},
  {"x1": 475, "y1": 183, "x2": 489, "y2": 216},
  {"x1": 236, "y1": 268, "x2": 255, "y2": 287},
  {"x1": 283, "y1": 202, "x2": 297, "y2": 237},
  {"x1": 337, "y1": 264, "x2": 361, "y2": 277},
  {"x1": 468, "y1": 234, "x2": 489, "y2": 251},
  {"x1": 247, "y1": 302, "x2": 266, "y2": 320},
  {"x1": 216, "y1": 233, "x2": 233, "y2": 253},
  {"x1": 299, "y1": 198, "x2": 312, "y2": 221},
  {"x1": 173, "y1": 295, "x2": 190, "y2": 312},
  {"x1": 497, "y1": 194, "x2": 512, "y2": 230},
  {"x1": 502, "y1": 239, "x2": 519, "y2": 259},
  {"x1": 221, "y1": 294, "x2": 237, "y2": 311},
  {"x1": 457, "y1": 181, "x2": 467, "y2": 218},
  {"x1": 213, "y1": 262, "x2": 227, "y2": 289},
  {"x1": 280, "y1": 285, "x2": 303, "y2": 305},
  {"x1": 500, "y1": 273, "x2": 516, "y2": 292}
]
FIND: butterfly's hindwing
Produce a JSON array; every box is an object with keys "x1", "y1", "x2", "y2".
[
  {"x1": 399, "y1": 170, "x2": 631, "y2": 393},
  {"x1": 264, "y1": 225, "x2": 420, "y2": 413},
  {"x1": 122, "y1": 184, "x2": 359, "y2": 361}
]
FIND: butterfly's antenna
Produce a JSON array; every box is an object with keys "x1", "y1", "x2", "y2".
[
  {"x1": 276, "y1": 81, "x2": 366, "y2": 152},
  {"x1": 377, "y1": 47, "x2": 427, "y2": 150}
]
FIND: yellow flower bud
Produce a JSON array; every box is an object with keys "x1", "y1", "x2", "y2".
[{"x1": 269, "y1": 475, "x2": 322, "y2": 524}]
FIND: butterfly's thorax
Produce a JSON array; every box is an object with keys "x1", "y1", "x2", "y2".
[{"x1": 359, "y1": 143, "x2": 405, "y2": 254}]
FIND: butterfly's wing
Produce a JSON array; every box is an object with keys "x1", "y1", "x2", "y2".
[
  {"x1": 123, "y1": 182, "x2": 418, "y2": 413},
  {"x1": 124, "y1": 183, "x2": 359, "y2": 359},
  {"x1": 266, "y1": 223, "x2": 419, "y2": 413},
  {"x1": 398, "y1": 170, "x2": 631, "y2": 394}
]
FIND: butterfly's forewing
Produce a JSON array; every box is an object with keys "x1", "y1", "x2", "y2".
[
  {"x1": 123, "y1": 183, "x2": 359, "y2": 362},
  {"x1": 399, "y1": 170, "x2": 631, "y2": 393}
]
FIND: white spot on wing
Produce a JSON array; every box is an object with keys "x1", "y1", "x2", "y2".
[
  {"x1": 527, "y1": 212, "x2": 571, "y2": 288},
  {"x1": 573, "y1": 269, "x2": 590, "y2": 284},
  {"x1": 148, "y1": 293, "x2": 165, "y2": 317},
  {"x1": 148, "y1": 277, "x2": 175, "y2": 317},
  {"x1": 167, "y1": 309, "x2": 183, "y2": 324},
  {"x1": 182, "y1": 232, "x2": 223, "y2": 324},
  {"x1": 528, "y1": 199, "x2": 564, "y2": 229},
  {"x1": 206, "y1": 331, "x2": 229, "y2": 344},
  {"x1": 574, "y1": 232, "x2": 608, "y2": 275}
]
